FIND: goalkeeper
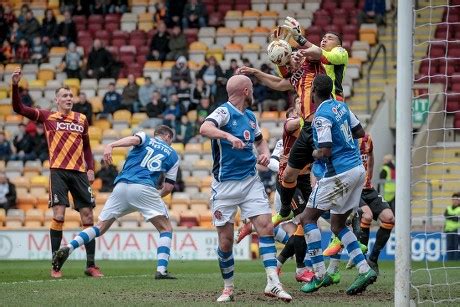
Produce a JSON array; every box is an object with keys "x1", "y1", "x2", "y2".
[{"x1": 283, "y1": 16, "x2": 349, "y2": 101}]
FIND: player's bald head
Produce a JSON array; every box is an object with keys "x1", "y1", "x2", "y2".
[{"x1": 226, "y1": 74, "x2": 252, "y2": 96}]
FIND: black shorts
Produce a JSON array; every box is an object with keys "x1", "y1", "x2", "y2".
[
  {"x1": 287, "y1": 122, "x2": 315, "y2": 171},
  {"x1": 359, "y1": 188, "x2": 391, "y2": 220},
  {"x1": 49, "y1": 169, "x2": 95, "y2": 211},
  {"x1": 275, "y1": 174, "x2": 311, "y2": 216}
]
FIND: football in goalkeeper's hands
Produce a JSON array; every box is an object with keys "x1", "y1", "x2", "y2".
[{"x1": 267, "y1": 40, "x2": 292, "y2": 66}]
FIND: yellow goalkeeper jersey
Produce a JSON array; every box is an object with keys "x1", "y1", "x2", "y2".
[{"x1": 321, "y1": 46, "x2": 349, "y2": 99}]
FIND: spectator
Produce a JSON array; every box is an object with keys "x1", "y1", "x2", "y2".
[
  {"x1": 211, "y1": 78, "x2": 228, "y2": 106},
  {"x1": 9, "y1": 22, "x2": 20, "y2": 46},
  {"x1": 41, "y1": 9, "x2": 57, "y2": 47},
  {"x1": 108, "y1": 0, "x2": 128, "y2": 14},
  {"x1": 175, "y1": 115, "x2": 195, "y2": 144},
  {"x1": 73, "y1": 92, "x2": 93, "y2": 125},
  {"x1": 19, "y1": 10, "x2": 40, "y2": 43},
  {"x1": 60, "y1": 0, "x2": 76, "y2": 14},
  {"x1": 162, "y1": 94, "x2": 184, "y2": 128},
  {"x1": 56, "y1": 10, "x2": 77, "y2": 46},
  {"x1": 0, "y1": 8, "x2": 9, "y2": 44},
  {"x1": 102, "y1": 82, "x2": 122, "y2": 115},
  {"x1": 171, "y1": 56, "x2": 192, "y2": 84},
  {"x1": 86, "y1": 39, "x2": 114, "y2": 79},
  {"x1": 166, "y1": 0, "x2": 186, "y2": 28},
  {"x1": 148, "y1": 21, "x2": 169, "y2": 62},
  {"x1": 19, "y1": 86, "x2": 33, "y2": 107},
  {"x1": 31, "y1": 123, "x2": 48, "y2": 162},
  {"x1": 224, "y1": 58, "x2": 239, "y2": 79},
  {"x1": 17, "y1": 4, "x2": 29, "y2": 25},
  {"x1": 153, "y1": 0, "x2": 167, "y2": 23},
  {"x1": 138, "y1": 76, "x2": 156, "y2": 110},
  {"x1": 196, "y1": 97, "x2": 214, "y2": 125},
  {"x1": 177, "y1": 79, "x2": 192, "y2": 111},
  {"x1": 10, "y1": 123, "x2": 35, "y2": 162},
  {"x1": 0, "y1": 40, "x2": 13, "y2": 63},
  {"x1": 91, "y1": 0, "x2": 107, "y2": 15},
  {"x1": 191, "y1": 77, "x2": 210, "y2": 105},
  {"x1": 379, "y1": 154, "x2": 396, "y2": 209},
  {"x1": 96, "y1": 159, "x2": 119, "y2": 192},
  {"x1": 15, "y1": 38, "x2": 30, "y2": 64},
  {"x1": 160, "y1": 77, "x2": 176, "y2": 101},
  {"x1": 61, "y1": 42, "x2": 82, "y2": 79},
  {"x1": 182, "y1": 0, "x2": 207, "y2": 29},
  {"x1": 0, "y1": 172, "x2": 16, "y2": 212},
  {"x1": 30, "y1": 36, "x2": 48, "y2": 64},
  {"x1": 74, "y1": 1, "x2": 91, "y2": 16},
  {"x1": 121, "y1": 74, "x2": 140, "y2": 113},
  {"x1": 358, "y1": 0, "x2": 386, "y2": 26},
  {"x1": 0, "y1": 132, "x2": 13, "y2": 161},
  {"x1": 166, "y1": 25, "x2": 188, "y2": 61},
  {"x1": 444, "y1": 192, "x2": 460, "y2": 261},
  {"x1": 196, "y1": 56, "x2": 225, "y2": 93},
  {"x1": 242, "y1": 57, "x2": 253, "y2": 68},
  {"x1": 142, "y1": 91, "x2": 166, "y2": 128},
  {"x1": 3, "y1": 4, "x2": 17, "y2": 28}
]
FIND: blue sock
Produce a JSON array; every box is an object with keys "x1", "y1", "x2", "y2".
[
  {"x1": 157, "y1": 231, "x2": 172, "y2": 274},
  {"x1": 338, "y1": 227, "x2": 370, "y2": 274},
  {"x1": 217, "y1": 248, "x2": 234, "y2": 288},
  {"x1": 304, "y1": 223, "x2": 326, "y2": 278},
  {"x1": 67, "y1": 226, "x2": 100, "y2": 253},
  {"x1": 274, "y1": 226, "x2": 290, "y2": 244},
  {"x1": 259, "y1": 236, "x2": 278, "y2": 271}
]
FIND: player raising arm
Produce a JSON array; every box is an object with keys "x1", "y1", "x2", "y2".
[
  {"x1": 284, "y1": 16, "x2": 348, "y2": 101},
  {"x1": 53, "y1": 126, "x2": 179, "y2": 279},
  {"x1": 200, "y1": 75, "x2": 292, "y2": 303},
  {"x1": 11, "y1": 68, "x2": 101, "y2": 278}
]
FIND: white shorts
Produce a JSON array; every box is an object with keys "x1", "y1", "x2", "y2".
[
  {"x1": 99, "y1": 182, "x2": 169, "y2": 222},
  {"x1": 211, "y1": 175, "x2": 272, "y2": 226},
  {"x1": 307, "y1": 165, "x2": 365, "y2": 215}
]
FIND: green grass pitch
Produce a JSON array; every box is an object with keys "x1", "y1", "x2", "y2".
[{"x1": 0, "y1": 260, "x2": 459, "y2": 306}]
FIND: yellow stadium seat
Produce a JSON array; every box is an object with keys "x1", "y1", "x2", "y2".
[
  {"x1": 24, "y1": 209, "x2": 44, "y2": 228},
  {"x1": 199, "y1": 212, "x2": 213, "y2": 228},
  {"x1": 0, "y1": 208, "x2": 5, "y2": 227},
  {"x1": 261, "y1": 127, "x2": 270, "y2": 140},
  {"x1": 112, "y1": 154, "x2": 125, "y2": 166},
  {"x1": 93, "y1": 118, "x2": 111, "y2": 130},
  {"x1": 113, "y1": 109, "x2": 132, "y2": 122},
  {"x1": 90, "y1": 96, "x2": 103, "y2": 113},
  {"x1": 63, "y1": 78, "x2": 80, "y2": 88},
  {"x1": 17, "y1": 193, "x2": 37, "y2": 211},
  {"x1": 4, "y1": 64, "x2": 20, "y2": 73},
  {"x1": 162, "y1": 61, "x2": 175, "y2": 69},
  {"x1": 184, "y1": 143, "x2": 202, "y2": 153},
  {"x1": 243, "y1": 42, "x2": 261, "y2": 52},
  {"x1": 102, "y1": 129, "x2": 119, "y2": 139},
  {"x1": 162, "y1": 194, "x2": 172, "y2": 206},
  {"x1": 23, "y1": 171, "x2": 40, "y2": 179},
  {"x1": 189, "y1": 41, "x2": 208, "y2": 52},
  {"x1": 193, "y1": 159, "x2": 212, "y2": 170},
  {"x1": 138, "y1": 12, "x2": 153, "y2": 22},
  {"x1": 5, "y1": 114, "x2": 23, "y2": 124},
  {"x1": 202, "y1": 140, "x2": 212, "y2": 153},
  {"x1": 36, "y1": 195, "x2": 49, "y2": 211},
  {"x1": 225, "y1": 43, "x2": 243, "y2": 51},
  {"x1": 131, "y1": 112, "x2": 148, "y2": 126},
  {"x1": 138, "y1": 21, "x2": 154, "y2": 32},
  {"x1": 261, "y1": 111, "x2": 279, "y2": 120},
  {"x1": 171, "y1": 143, "x2": 185, "y2": 156},
  {"x1": 49, "y1": 47, "x2": 67, "y2": 56},
  {"x1": 225, "y1": 10, "x2": 242, "y2": 19},
  {"x1": 38, "y1": 70, "x2": 55, "y2": 82},
  {"x1": 184, "y1": 176, "x2": 201, "y2": 188},
  {"x1": 0, "y1": 90, "x2": 7, "y2": 99},
  {"x1": 116, "y1": 78, "x2": 128, "y2": 88},
  {"x1": 28, "y1": 79, "x2": 46, "y2": 89},
  {"x1": 88, "y1": 126, "x2": 102, "y2": 142},
  {"x1": 11, "y1": 177, "x2": 30, "y2": 190},
  {"x1": 63, "y1": 210, "x2": 81, "y2": 229},
  {"x1": 120, "y1": 128, "x2": 133, "y2": 137},
  {"x1": 112, "y1": 147, "x2": 128, "y2": 156},
  {"x1": 30, "y1": 175, "x2": 48, "y2": 189},
  {"x1": 144, "y1": 61, "x2": 162, "y2": 70}
]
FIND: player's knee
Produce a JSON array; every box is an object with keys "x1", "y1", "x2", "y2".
[
  {"x1": 379, "y1": 209, "x2": 395, "y2": 225},
  {"x1": 53, "y1": 214, "x2": 65, "y2": 222},
  {"x1": 219, "y1": 236, "x2": 233, "y2": 252},
  {"x1": 361, "y1": 213, "x2": 372, "y2": 224}
]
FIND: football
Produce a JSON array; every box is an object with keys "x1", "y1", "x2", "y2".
[{"x1": 267, "y1": 39, "x2": 292, "y2": 66}]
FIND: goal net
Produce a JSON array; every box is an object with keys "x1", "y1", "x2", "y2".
[{"x1": 410, "y1": 0, "x2": 460, "y2": 304}]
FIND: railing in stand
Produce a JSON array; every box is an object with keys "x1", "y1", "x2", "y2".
[{"x1": 366, "y1": 43, "x2": 387, "y2": 114}]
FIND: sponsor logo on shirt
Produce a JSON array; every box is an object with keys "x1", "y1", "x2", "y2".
[{"x1": 56, "y1": 122, "x2": 84, "y2": 132}]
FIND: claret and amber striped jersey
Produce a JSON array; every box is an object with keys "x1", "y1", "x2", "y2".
[
  {"x1": 359, "y1": 134, "x2": 373, "y2": 189},
  {"x1": 288, "y1": 60, "x2": 325, "y2": 120},
  {"x1": 12, "y1": 85, "x2": 94, "y2": 172}
]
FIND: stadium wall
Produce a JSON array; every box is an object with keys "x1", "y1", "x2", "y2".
[{"x1": 0, "y1": 230, "x2": 447, "y2": 261}]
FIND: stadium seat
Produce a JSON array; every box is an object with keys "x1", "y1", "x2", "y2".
[
  {"x1": 10, "y1": 177, "x2": 30, "y2": 191},
  {"x1": 24, "y1": 160, "x2": 42, "y2": 173},
  {"x1": 189, "y1": 41, "x2": 208, "y2": 63},
  {"x1": 5, "y1": 209, "x2": 25, "y2": 228},
  {"x1": 199, "y1": 212, "x2": 213, "y2": 228},
  {"x1": 242, "y1": 10, "x2": 260, "y2": 28},
  {"x1": 251, "y1": 27, "x2": 270, "y2": 46},
  {"x1": 225, "y1": 10, "x2": 242, "y2": 28},
  {"x1": 24, "y1": 209, "x2": 44, "y2": 228},
  {"x1": 17, "y1": 193, "x2": 37, "y2": 211},
  {"x1": 216, "y1": 27, "x2": 233, "y2": 47},
  {"x1": 260, "y1": 11, "x2": 278, "y2": 28},
  {"x1": 0, "y1": 208, "x2": 5, "y2": 227},
  {"x1": 184, "y1": 177, "x2": 201, "y2": 194},
  {"x1": 171, "y1": 143, "x2": 185, "y2": 156},
  {"x1": 93, "y1": 118, "x2": 112, "y2": 130},
  {"x1": 118, "y1": 213, "x2": 141, "y2": 228},
  {"x1": 233, "y1": 27, "x2": 252, "y2": 45},
  {"x1": 224, "y1": 43, "x2": 243, "y2": 61},
  {"x1": 63, "y1": 210, "x2": 81, "y2": 229},
  {"x1": 179, "y1": 212, "x2": 199, "y2": 228}
]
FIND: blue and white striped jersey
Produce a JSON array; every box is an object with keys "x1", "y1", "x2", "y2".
[
  {"x1": 206, "y1": 101, "x2": 262, "y2": 182},
  {"x1": 114, "y1": 131, "x2": 179, "y2": 188}
]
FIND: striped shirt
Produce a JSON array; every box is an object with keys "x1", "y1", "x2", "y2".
[
  {"x1": 12, "y1": 85, "x2": 94, "y2": 172},
  {"x1": 289, "y1": 60, "x2": 325, "y2": 120},
  {"x1": 359, "y1": 134, "x2": 373, "y2": 189}
]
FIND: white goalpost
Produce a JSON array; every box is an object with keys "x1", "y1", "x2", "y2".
[{"x1": 395, "y1": 0, "x2": 413, "y2": 305}]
